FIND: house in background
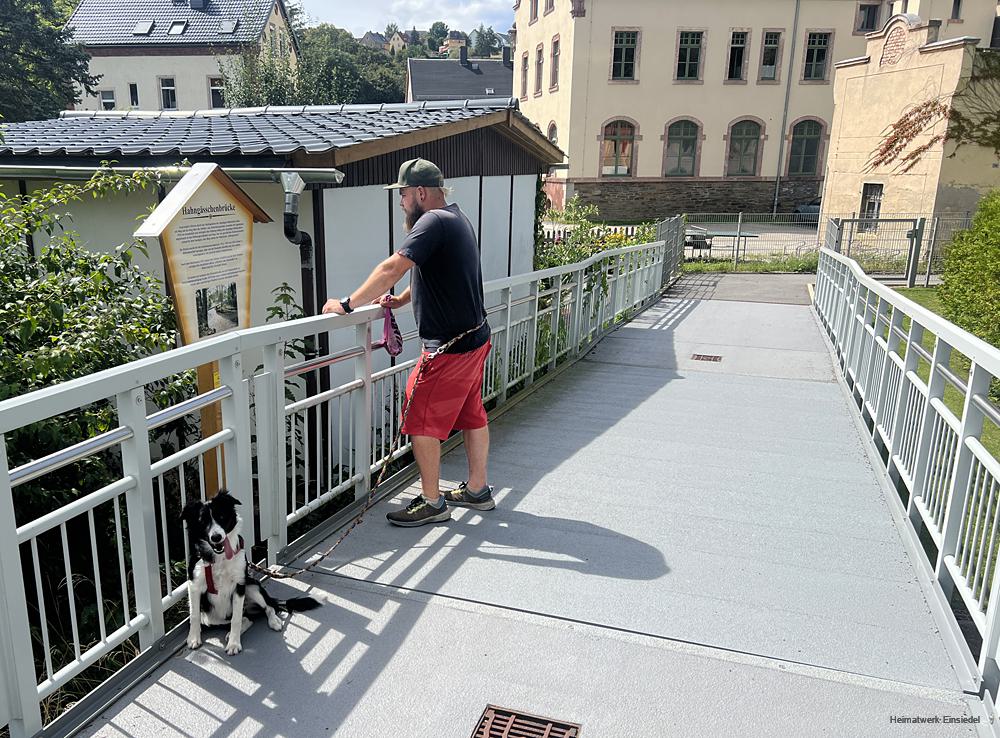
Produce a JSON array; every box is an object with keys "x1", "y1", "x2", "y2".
[
  {"x1": 444, "y1": 30, "x2": 469, "y2": 53},
  {"x1": 358, "y1": 31, "x2": 388, "y2": 51},
  {"x1": 468, "y1": 28, "x2": 513, "y2": 54},
  {"x1": 512, "y1": 0, "x2": 998, "y2": 220},
  {"x1": 407, "y1": 47, "x2": 515, "y2": 102},
  {"x1": 66, "y1": 0, "x2": 299, "y2": 113},
  {"x1": 822, "y1": 14, "x2": 1000, "y2": 220}
]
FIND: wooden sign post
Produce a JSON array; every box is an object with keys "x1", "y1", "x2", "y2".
[{"x1": 135, "y1": 163, "x2": 271, "y2": 497}]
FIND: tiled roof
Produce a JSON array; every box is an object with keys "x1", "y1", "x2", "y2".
[
  {"x1": 408, "y1": 59, "x2": 514, "y2": 102},
  {"x1": 65, "y1": 0, "x2": 276, "y2": 47},
  {"x1": 0, "y1": 99, "x2": 521, "y2": 158}
]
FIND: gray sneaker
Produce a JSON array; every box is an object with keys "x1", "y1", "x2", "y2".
[
  {"x1": 386, "y1": 495, "x2": 451, "y2": 527},
  {"x1": 441, "y1": 482, "x2": 496, "y2": 511}
]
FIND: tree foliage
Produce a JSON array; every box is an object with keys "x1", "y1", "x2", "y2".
[
  {"x1": 428, "y1": 21, "x2": 449, "y2": 51},
  {"x1": 868, "y1": 50, "x2": 1000, "y2": 173},
  {"x1": 472, "y1": 25, "x2": 500, "y2": 58},
  {"x1": 0, "y1": 0, "x2": 99, "y2": 122}
]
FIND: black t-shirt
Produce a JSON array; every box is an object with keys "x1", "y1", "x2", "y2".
[{"x1": 397, "y1": 203, "x2": 490, "y2": 354}]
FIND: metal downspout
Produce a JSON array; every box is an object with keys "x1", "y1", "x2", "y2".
[{"x1": 771, "y1": 0, "x2": 802, "y2": 214}]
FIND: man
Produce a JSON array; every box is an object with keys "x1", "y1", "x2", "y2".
[{"x1": 322, "y1": 158, "x2": 495, "y2": 527}]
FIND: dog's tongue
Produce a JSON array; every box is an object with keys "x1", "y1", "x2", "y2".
[{"x1": 223, "y1": 537, "x2": 236, "y2": 559}]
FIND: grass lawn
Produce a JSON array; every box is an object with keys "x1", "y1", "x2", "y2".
[
  {"x1": 682, "y1": 254, "x2": 819, "y2": 274},
  {"x1": 894, "y1": 286, "x2": 999, "y2": 458}
]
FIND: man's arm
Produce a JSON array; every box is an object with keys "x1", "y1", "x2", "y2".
[
  {"x1": 322, "y1": 253, "x2": 414, "y2": 314},
  {"x1": 377, "y1": 286, "x2": 411, "y2": 309}
]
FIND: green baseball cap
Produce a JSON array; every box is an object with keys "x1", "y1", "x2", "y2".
[{"x1": 384, "y1": 158, "x2": 445, "y2": 189}]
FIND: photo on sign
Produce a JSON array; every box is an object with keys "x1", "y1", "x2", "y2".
[{"x1": 195, "y1": 281, "x2": 239, "y2": 338}]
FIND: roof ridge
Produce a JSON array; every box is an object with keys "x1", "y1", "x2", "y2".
[{"x1": 58, "y1": 99, "x2": 519, "y2": 120}]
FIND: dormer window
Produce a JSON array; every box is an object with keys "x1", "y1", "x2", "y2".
[
  {"x1": 219, "y1": 20, "x2": 238, "y2": 34},
  {"x1": 132, "y1": 20, "x2": 154, "y2": 35},
  {"x1": 168, "y1": 21, "x2": 188, "y2": 35}
]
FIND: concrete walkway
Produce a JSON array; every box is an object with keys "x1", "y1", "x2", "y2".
[{"x1": 79, "y1": 275, "x2": 990, "y2": 738}]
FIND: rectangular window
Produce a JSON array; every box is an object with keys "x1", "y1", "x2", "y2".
[
  {"x1": 612, "y1": 31, "x2": 638, "y2": 80},
  {"x1": 760, "y1": 31, "x2": 781, "y2": 80},
  {"x1": 677, "y1": 31, "x2": 703, "y2": 80},
  {"x1": 951, "y1": 0, "x2": 962, "y2": 19},
  {"x1": 551, "y1": 39, "x2": 560, "y2": 88},
  {"x1": 160, "y1": 77, "x2": 177, "y2": 110},
  {"x1": 168, "y1": 20, "x2": 187, "y2": 35},
  {"x1": 857, "y1": 4, "x2": 880, "y2": 32},
  {"x1": 535, "y1": 46, "x2": 544, "y2": 93},
  {"x1": 727, "y1": 31, "x2": 748, "y2": 80},
  {"x1": 545, "y1": 0, "x2": 554, "y2": 11},
  {"x1": 530, "y1": 0, "x2": 538, "y2": 21},
  {"x1": 521, "y1": 53, "x2": 529, "y2": 97},
  {"x1": 269, "y1": 23, "x2": 277, "y2": 53},
  {"x1": 859, "y1": 183, "x2": 884, "y2": 231},
  {"x1": 99, "y1": 90, "x2": 115, "y2": 110},
  {"x1": 128, "y1": 83, "x2": 139, "y2": 107},
  {"x1": 803, "y1": 32, "x2": 831, "y2": 80},
  {"x1": 209, "y1": 77, "x2": 225, "y2": 108}
]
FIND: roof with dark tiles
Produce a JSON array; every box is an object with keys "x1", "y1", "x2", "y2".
[
  {"x1": 65, "y1": 0, "x2": 280, "y2": 47},
  {"x1": 408, "y1": 59, "x2": 514, "y2": 102},
  {"x1": 0, "y1": 99, "x2": 527, "y2": 158}
]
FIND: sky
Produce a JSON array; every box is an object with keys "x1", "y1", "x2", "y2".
[{"x1": 299, "y1": 0, "x2": 515, "y2": 38}]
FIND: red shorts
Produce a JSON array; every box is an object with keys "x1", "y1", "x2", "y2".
[{"x1": 401, "y1": 341, "x2": 491, "y2": 441}]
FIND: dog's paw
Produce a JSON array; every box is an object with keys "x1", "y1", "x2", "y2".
[
  {"x1": 187, "y1": 635, "x2": 202, "y2": 650},
  {"x1": 225, "y1": 639, "x2": 242, "y2": 656},
  {"x1": 267, "y1": 614, "x2": 282, "y2": 631}
]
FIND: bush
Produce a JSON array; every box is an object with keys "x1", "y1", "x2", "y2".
[{"x1": 940, "y1": 190, "x2": 1000, "y2": 352}]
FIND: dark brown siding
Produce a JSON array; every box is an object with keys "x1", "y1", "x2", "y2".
[{"x1": 319, "y1": 127, "x2": 546, "y2": 188}]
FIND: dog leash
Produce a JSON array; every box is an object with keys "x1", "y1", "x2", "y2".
[{"x1": 248, "y1": 318, "x2": 487, "y2": 581}]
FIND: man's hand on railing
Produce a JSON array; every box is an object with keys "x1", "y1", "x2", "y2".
[{"x1": 375, "y1": 288, "x2": 410, "y2": 309}]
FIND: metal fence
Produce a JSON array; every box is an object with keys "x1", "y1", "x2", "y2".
[
  {"x1": 680, "y1": 212, "x2": 972, "y2": 275},
  {"x1": 0, "y1": 218, "x2": 685, "y2": 737},
  {"x1": 814, "y1": 246, "x2": 1000, "y2": 706},
  {"x1": 542, "y1": 223, "x2": 648, "y2": 244}
]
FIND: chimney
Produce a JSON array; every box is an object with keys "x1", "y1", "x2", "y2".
[
  {"x1": 460, "y1": 45, "x2": 468, "y2": 65},
  {"x1": 502, "y1": 45, "x2": 511, "y2": 66}
]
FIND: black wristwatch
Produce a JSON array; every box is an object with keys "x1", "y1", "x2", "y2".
[{"x1": 339, "y1": 296, "x2": 353, "y2": 314}]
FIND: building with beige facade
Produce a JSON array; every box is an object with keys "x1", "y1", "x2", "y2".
[
  {"x1": 67, "y1": 0, "x2": 298, "y2": 113},
  {"x1": 511, "y1": 0, "x2": 999, "y2": 220},
  {"x1": 823, "y1": 13, "x2": 1000, "y2": 220}
]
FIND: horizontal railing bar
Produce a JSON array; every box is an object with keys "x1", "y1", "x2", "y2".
[
  {"x1": 966, "y1": 438, "x2": 1000, "y2": 487},
  {"x1": 972, "y1": 393, "x2": 1000, "y2": 428},
  {"x1": 285, "y1": 379, "x2": 364, "y2": 416},
  {"x1": 149, "y1": 429, "x2": 233, "y2": 477},
  {"x1": 147, "y1": 386, "x2": 233, "y2": 432},
  {"x1": 16, "y1": 476, "x2": 136, "y2": 544},
  {"x1": 935, "y1": 363, "x2": 968, "y2": 394},
  {"x1": 36, "y1": 616, "x2": 147, "y2": 699},
  {"x1": 10, "y1": 426, "x2": 133, "y2": 488},
  {"x1": 908, "y1": 341, "x2": 932, "y2": 364},
  {"x1": 904, "y1": 370, "x2": 929, "y2": 398},
  {"x1": 372, "y1": 362, "x2": 416, "y2": 383},
  {"x1": 285, "y1": 346, "x2": 366, "y2": 379},
  {"x1": 369, "y1": 443, "x2": 413, "y2": 473},
  {"x1": 287, "y1": 475, "x2": 363, "y2": 525}
]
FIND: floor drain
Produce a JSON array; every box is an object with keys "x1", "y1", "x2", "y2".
[
  {"x1": 471, "y1": 705, "x2": 581, "y2": 737},
  {"x1": 691, "y1": 353, "x2": 723, "y2": 362}
]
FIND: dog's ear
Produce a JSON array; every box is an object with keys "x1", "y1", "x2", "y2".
[
  {"x1": 180, "y1": 499, "x2": 203, "y2": 526},
  {"x1": 215, "y1": 489, "x2": 241, "y2": 506}
]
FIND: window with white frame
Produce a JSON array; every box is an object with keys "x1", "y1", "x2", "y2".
[
  {"x1": 160, "y1": 77, "x2": 177, "y2": 110},
  {"x1": 128, "y1": 83, "x2": 139, "y2": 107},
  {"x1": 209, "y1": 77, "x2": 225, "y2": 108},
  {"x1": 99, "y1": 90, "x2": 115, "y2": 110}
]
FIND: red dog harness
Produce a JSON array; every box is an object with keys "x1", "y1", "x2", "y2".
[{"x1": 205, "y1": 535, "x2": 244, "y2": 595}]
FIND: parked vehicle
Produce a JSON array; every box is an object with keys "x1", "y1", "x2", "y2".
[{"x1": 794, "y1": 198, "x2": 822, "y2": 223}]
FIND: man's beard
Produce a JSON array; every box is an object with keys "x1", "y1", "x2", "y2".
[{"x1": 404, "y1": 203, "x2": 425, "y2": 233}]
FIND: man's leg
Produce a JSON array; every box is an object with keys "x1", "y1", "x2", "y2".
[
  {"x1": 411, "y1": 435, "x2": 442, "y2": 502},
  {"x1": 463, "y1": 424, "x2": 489, "y2": 491}
]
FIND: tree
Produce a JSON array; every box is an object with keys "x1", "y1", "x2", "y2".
[
  {"x1": 219, "y1": 47, "x2": 301, "y2": 107},
  {"x1": 0, "y1": 0, "x2": 100, "y2": 122},
  {"x1": 427, "y1": 21, "x2": 449, "y2": 51},
  {"x1": 868, "y1": 50, "x2": 1000, "y2": 173},
  {"x1": 384, "y1": 22, "x2": 400, "y2": 41},
  {"x1": 472, "y1": 25, "x2": 499, "y2": 58}
]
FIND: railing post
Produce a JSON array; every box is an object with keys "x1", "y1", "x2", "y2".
[
  {"x1": 116, "y1": 387, "x2": 165, "y2": 650},
  {"x1": 924, "y1": 216, "x2": 939, "y2": 289},
  {"x1": 549, "y1": 274, "x2": 561, "y2": 370},
  {"x1": 498, "y1": 287, "x2": 513, "y2": 405},
  {"x1": 0, "y1": 438, "x2": 43, "y2": 737},
  {"x1": 218, "y1": 353, "x2": 256, "y2": 545},
  {"x1": 525, "y1": 279, "x2": 539, "y2": 387},
  {"x1": 571, "y1": 268, "x2": 584, "y2": 357},
  {"x1": 733, "y1": 212, "x2": 743, "y2": 269},
  {"x1": 257, "y1": 343, "x2": 282, "y2": 562},
  {"x1": 906, "y1": 217, "x2": 926, "y2": 289},
  {"x1": 353, "y1": 323, "x2": 373, "y2": 503},
  {"x1": 270, "y1": 345, "x2": 290, "y2": 555},
  {"x1": 936, "y1": 363, "x2": 992, "y2": 595}
]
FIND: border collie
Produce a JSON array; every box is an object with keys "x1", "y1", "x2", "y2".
[{"x1": 181, "y1": 490, "x2": 320, "y2": 655}]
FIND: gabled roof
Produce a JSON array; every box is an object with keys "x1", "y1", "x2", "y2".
[
  {"x1": 65, "y1": 0, "x2": 283, "y2": 48},
  {"x1": 408, "y1": 59, "x2": 514, "y2": 102},
  {"x1": 0, "y1": 99, "x2": 562, "y2": 165}
]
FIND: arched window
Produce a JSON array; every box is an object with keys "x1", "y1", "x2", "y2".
[
  {"x1": 600, "y1": 120, "x2": 635, "y2": 176},
  {"x1": 664, "y1": 120, "x2": 698, "y2": 176},
  {"x1": 727, "y1": 119, "x2": 761, "y2": 176},
  {"x1": 548, "y1": 123, "x2": 558, "y2": 144},
  {"x1": 788, "y1": 119, "x2": 822, "y2": 176}
]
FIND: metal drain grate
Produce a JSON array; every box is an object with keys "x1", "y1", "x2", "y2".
[
  {"x1": 691, "y1": 353, "x2": 723, "y2": 362},
  {"x1": 472, "y1": 705, "x2": 582, "y2": 737}
]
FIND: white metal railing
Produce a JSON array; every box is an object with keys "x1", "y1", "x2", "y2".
[
  {"x1": 814, "y1": 246, "x2": 1000, "y2": 702},
  {"x1": 0, "y1": 217, "x2": 685, "y2": 736}
]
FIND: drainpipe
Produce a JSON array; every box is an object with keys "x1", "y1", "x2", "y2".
[
  {"x1": 771, "y1": 0, "x2": 802, "y2": 214},
  {"x1": 280, "y1": 171, "x2": 315, "y2": 320}
]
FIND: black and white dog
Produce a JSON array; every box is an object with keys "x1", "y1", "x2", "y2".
[{"x1": 181, "y1": 490, "x2": 320, "y2": 655}]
